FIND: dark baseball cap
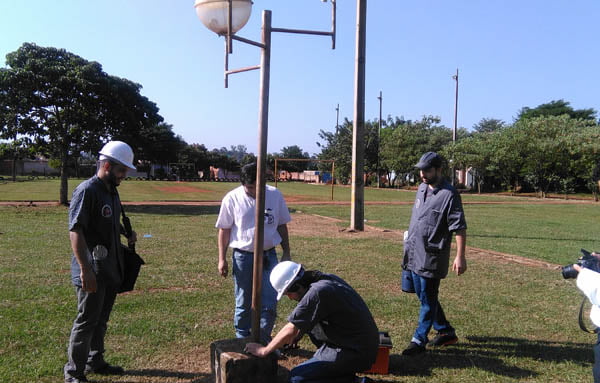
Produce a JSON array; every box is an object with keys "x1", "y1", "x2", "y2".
[{"x1": 415, "y1": 152, "x2": 442, "y2": 170}]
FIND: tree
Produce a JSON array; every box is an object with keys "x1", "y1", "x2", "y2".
[
  {"x1": 472, "y1": 118, "x2": 506, "y2": 133},
  {"x1": 278, "y1": 145, "x2": 310, "y2": 172},
  {"x1": 176, "y1": 143, "x2": 209, "y2": 179},
  {"x1": 208, "y1": 150, "x2": 240, "y2": 178},
  {"x1": 214, "y1": 145, "x2": 249, "y2": 164},
  {"x1": 316, "y1": 117, "x2": 381, "y2": 184},
  {"x1": 0, "y1": 43, "x2": 163, "y2": 204},
  {"x1": 517, "y1": 99, "x2": 597, "y2": 122},
  {"x1": 316, "y1": 119, "x2": 353, "y2": 184},
  {"x1": 240, "y1": 153, "x2": 257, "y2": 167},
  {"x1": 133, "y1": 122, "x2": 186, "y2": 169},
  {"x1": 0, "y1": 139, "x2": 35, "y2": 181},
  {"x1": 515, "y1": 115, "x2": 598, "y2": 197},
  {"x1": 379, "y1": 116, "x2": 458, "y2": 187},
  {"x1": 442, "y1": 135, "x2": 491, "y2": 193}
]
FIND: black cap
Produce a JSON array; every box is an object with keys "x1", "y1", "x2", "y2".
[{"x1": 415, "y1": 152, "x2": 442, "y2": 170}]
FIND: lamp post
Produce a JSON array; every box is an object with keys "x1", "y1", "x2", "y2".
[
  {"x1": 335, "y1": 103, "x2": 340, "y2": 133},
  {"x1": 195, "y1": 0, "x2": 336, "y2": 343},
  {"x1": 377, "y1": 90, "x2": 382, "y2": 188},
  {"x1": 452, "y1": 68, "x2": 459, "y2": 186}
]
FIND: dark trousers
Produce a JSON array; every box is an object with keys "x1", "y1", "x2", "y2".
[
  {"x1": 410, "y1": 271, "x2": 454, "y2": 345},
  {"x1": 64, "y1": 280, "x2": 117, "y2": 379},
  {"x1": 290, "y1": 343, "x2": 367, "y2": 383}
]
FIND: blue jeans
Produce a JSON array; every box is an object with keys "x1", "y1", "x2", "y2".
[
  {"x1": 232, "y1": 248, "x2": 278, "y2": 344},
  {"x1": 64, "y1": 280, "x2": 117, "y2": 379},
  {"x1": 410, "y1": 271, "x2": 454, "y2": 345},
  {"x1": 290, "y1": 344, "x2": 364, "y2": 383}
]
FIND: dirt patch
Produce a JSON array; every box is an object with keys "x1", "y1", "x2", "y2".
[
  {"x1": 288, "y1": 212, "x2": 402, "y2": 242},
  {"x1": 154, "y1": 186, "x2": 211, "y2": 193}
]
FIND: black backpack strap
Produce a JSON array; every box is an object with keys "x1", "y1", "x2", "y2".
[
  {"x1": 579, "y1": 296, "x2": 599, "y2": 334},
  {"x1": 115, "y1": 189, "x2": 135, "y2": 251}
]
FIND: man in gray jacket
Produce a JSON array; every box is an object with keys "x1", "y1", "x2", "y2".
[
  {"x1": 401, "y1": 152, "x2": 467, "y2": 356},
  {"x1": 64, "y1": 141, "x2": 137, "y2": 383}
]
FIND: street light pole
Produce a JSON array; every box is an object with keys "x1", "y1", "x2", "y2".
[
  {"x1": 251, "y1": 9, "x2": 271, "y2": 342},
  {"x1": 377, "y1": 90, "x2": 382, "y2": 188},
  {"x1": 335, "y1": 103, "x2": 340, "y2": 133},
  {"x1": 452, "y1": 68, "x2": 459, "y2": 186},
  {"x1": 350, "y1": 0, "x2": 367, "y2": 231},
  {"x1": 195, "y1": 0, "x2": 336, "y2": 343}
]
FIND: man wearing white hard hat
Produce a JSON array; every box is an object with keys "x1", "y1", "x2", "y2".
[
  {"x1": 64, "y1": 141, "x2": 137, "y2": 383},
  {"x1": 245, "y1": 261, "x2": 379, "y2": 383}
]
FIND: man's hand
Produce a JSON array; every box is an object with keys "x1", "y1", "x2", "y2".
[
  {"x1": 127, "y1": 230, "x2": 138, "y2": 246},
  {"x1": 80, "y1": 267, "x2": 97, "y2": 293},
  {"x1": 245, "y1": 342, "x2": 267, "y2": 358},
  {"x1": 218, "y1": 259, "x2": 228, "y2": 278},
  {"x1": 452, "y1": 255, "x2": 467, "y2": 276}
]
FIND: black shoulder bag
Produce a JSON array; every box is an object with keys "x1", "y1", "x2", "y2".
[{"x1": 119, "y1": 203, "x2": 145, "y2": 293}]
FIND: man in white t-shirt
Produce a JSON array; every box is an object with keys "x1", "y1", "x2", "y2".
[
  {"x1": 215, "y1": 163, "x2": 291, "y2": 343},
  {"x1": 575, "y1": 258, "x2": 600, "y2": 382}
]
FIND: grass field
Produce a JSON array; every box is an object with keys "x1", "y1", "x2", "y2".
[
  {"x1": 1, "y1": 179, "x2": 600, "y2": 382},
  {"x1": 0, "y1": 177, "x2": 519, "y2": 203}
]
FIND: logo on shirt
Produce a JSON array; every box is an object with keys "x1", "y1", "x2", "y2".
[
  {"x1": 415, "y1": 199, "x2": 421, "y2": 209},
  {"x1": 264, "y1": 208, "x2": 274, "y2": 224},
  {"x1": 101, "y1": 204, "x2": 113, "y2": 218}
]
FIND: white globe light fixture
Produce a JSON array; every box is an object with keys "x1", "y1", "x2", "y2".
[{"x1": 194, "y1": 0, "x2": 252, "y2": 35}]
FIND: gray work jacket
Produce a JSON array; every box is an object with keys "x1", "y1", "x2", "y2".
[{"x1": 403, "y1": 180, "x2": 467, "y2": 279}]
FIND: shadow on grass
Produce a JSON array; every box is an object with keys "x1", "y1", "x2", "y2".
[
  {"x1": 124, "y1": 205, "x2": 221, "y2": 216},
  {"x1": 387, "y1": 336, "x2": 591, "y2": 379},
  {"x1": 122, "y1": 368, "x2": 211, "y2": 382}
]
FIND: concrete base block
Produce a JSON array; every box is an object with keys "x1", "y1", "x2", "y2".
[{"x1": 210, "y1": 338, "x2": 278, "y2": 383}]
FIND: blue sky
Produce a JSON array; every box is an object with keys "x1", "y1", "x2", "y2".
[{"x1": 1, "y1": 1, "x2": 599, "y2": 156}]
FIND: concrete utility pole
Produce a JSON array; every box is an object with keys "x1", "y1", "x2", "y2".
[
  {"x1": 350, "y1": 0, "x2": 366, "y2": 231},
  {"x1": 377, "y1": 90, "x2": 382, "y2": 188},
  {"x1": 452, "y1": 68, "x2": 459, "y2": 186},
  {"x1": 335, "y1": 103, "x2": 340, "y2": 133}
]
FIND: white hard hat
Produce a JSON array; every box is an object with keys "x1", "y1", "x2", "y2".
[
  {"x1": 270, "y1": 261, "x2": 303, "y2": 301},
  {"x1": 99, "y1": 141, "x2": 136, "y2": 170}
]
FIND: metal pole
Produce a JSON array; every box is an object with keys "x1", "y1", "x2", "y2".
[
  {"x1": 377, "y1": 90, "x2": 382, "y2": 188},
  {"x1": 452, "y1": 68, "x2": 458, "y2": 186},
  {"x1": 335, "y1": 104, "x2": 340, "y2": 133},
  {"x1": 251, "y1": 10, "x2": 271, "y2": 343},
  {"x1": 274, "y1": 158, "x2": 278, "y2": 189},
  {"x1": 331, "y1": 161, "x2": 335, "y2": 200},
  {"x1": 453, "y1": 68, "x2": 458, "y2": 142},
  {"x1": 350, "y1": 0, "x2": 366, "y2": 231}
]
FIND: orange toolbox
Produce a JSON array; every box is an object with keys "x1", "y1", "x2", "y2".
[{"x1": 364, "y1": 331, "x2": 393, "y2": 374}]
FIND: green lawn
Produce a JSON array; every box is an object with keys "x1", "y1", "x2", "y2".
[
  {"x1": 291, "y1": 202, "x2": 600, "y2": 265},
  {"x1": 0, "y1": 177, "x2": 519, "y2": 203},
  {"x1": 1, "y1": 180, "x2": 600, "y2": 382}
]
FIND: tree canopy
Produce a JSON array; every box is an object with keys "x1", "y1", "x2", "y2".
[
  {"x1": 0, "y1": 43, "x2": 163, "y2": 203},
  {"x1": 517, "y1": 99, "x2": 597, "y2": 121}
]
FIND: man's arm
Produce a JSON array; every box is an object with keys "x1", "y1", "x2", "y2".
[
  {"x1": 277, "y1": 224, "x2": 291, "y2": 261},
  {"x1": 452, "y1": 229, "x2": 467, "y2": 275},
  {"x1": 218, "y1": 228, "x2": 231, "y2": 277},
  {"x1": 245, "y1": 322, "x2": 301, "y2": 357},
  {"x1": 70, "y1": 229, "x2": 97, "y2": 293}
]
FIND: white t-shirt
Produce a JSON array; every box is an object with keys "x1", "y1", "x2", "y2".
[
  {"x1": 577, "y1": 268, "x2": 600, "y2": 327},
  {"x1": 215, "y1": 185, "x2": 291, "y2": 252}
]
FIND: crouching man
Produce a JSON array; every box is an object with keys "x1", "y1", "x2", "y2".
[{"x1": 245, "y1": 261, "x2": 379, "y2": 383}]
